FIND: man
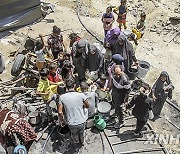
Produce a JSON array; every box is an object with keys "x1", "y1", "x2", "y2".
[
  {"x1": 126, "y1": 84, "x2": 153, "y2": 137},
  {"x1": 86, "y1": 44, "x2": 103, "y2": 75},
  {"x1": 58, "y1": 79, "x2": 89, "y2": 145},
  {"x1": 109, "y1": 65, "x2": 130, "y2": 129},
  {"x1": 80, "y1": 81, "x2": 98, "y2": 118}
]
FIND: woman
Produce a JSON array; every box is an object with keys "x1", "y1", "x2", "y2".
[
  {"x1": 72, "y1": 40, "x2": 90, "y2": 83},
  {"x1": 104, "y1": 27, "x2": 121, "y2": 51},
  {"x1": 150, "y1": 71, "x2": 174, "y2": 118},
  {"x1": 113, "y1": 34, "x2": 137, "y2": 74}
]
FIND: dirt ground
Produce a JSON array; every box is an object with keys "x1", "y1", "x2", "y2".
[
  {"x1": 0, "y1": 0, "x2": 179, "y2": 102},
  {"x1": 0, "y1": 0, "x2": 180, "y2": 153}
]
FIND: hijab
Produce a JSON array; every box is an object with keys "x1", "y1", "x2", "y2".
[{"x1": 151, "y1": 71, "x2": 173, "y2": 95}]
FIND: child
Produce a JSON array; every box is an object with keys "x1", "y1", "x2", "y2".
[
  {"x1": 96, "y1": 74, "x2": 109, "y2": 92},
  {"x1": 127, "y1": 33, "x2": 138, "y2": 51},
  {"x1": 47, "y1": 84, "x2": 66, "y2": 111},
  {"x1": 47, "y1": 26, "x2": 65, "y2": 59},
  {"x1": 113, "y1": 0, "x2": 128, "y2": 29},
  {"x1": 34, "y1": 36, "x2": 46, "y2": 72},
  {"x1": 132, "y1": 12, "x2": 146, "y2": 40},
  {"x1": 36, "y1": 68, "x2": 53, "y2": 117},
  {"x1": 54, "y1": 52, "x2": 64, "y2": 69},
  {"x1": 48, "y1": 63, "x2": 62, "y2": 83},
  {"x1": 102, "y1": 6, "x2": 115, "y2": 36},
  {"x1": 61, "y1": 60, "x2": 73, "y2": 81}
]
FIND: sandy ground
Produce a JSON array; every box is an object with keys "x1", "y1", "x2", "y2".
[
  {"x1": 0, "y1": 0, "x2": 179, "y2": 101},
  {"x1": 0, "y1": 0, "x2": 180, "y2": 153}
]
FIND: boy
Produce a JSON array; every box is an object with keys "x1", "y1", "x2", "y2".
[
  {"x1": 36, "y1": 68, "x2": 53, "y2": 117},
  {"x1": 113, "y1": 0, "x2": 128, "y2": 29},
  {"x1": 132, "y1": 12, "x2": 146, "y2": 40},
  {"x1": 48, "y1": 63, "x2": 62, "y2": 83}
]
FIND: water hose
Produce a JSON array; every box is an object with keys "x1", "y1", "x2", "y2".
[{"x1": 76, "y1": 0, "x2": 103, "y2": 44}]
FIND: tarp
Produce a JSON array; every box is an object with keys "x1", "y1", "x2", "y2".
[{"x1": 0, "y1": 0, "x2": 43, "y2": 32}]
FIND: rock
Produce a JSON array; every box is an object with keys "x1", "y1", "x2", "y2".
[
  {"x1": 166, "y1": 20, "x2": 171, "y2": 25},
  {"x1": 42, "y1": 132, "x2": 48, "y2": 140},
  {"x1": 155, "y1": 3, "x2": 159, "y2": 7},
  {"x1": 164, "y1": 26, "x2": 172, "y2": 31},
  {"x1": 150, "y1": 28, "x2": 157, "y2": 32}
]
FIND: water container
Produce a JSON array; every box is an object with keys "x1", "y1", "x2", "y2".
[
  {"x1": 57, "y1": 125, "x2": 70, "y2": 139},
  {"x1": 137, "y1": 61, "x2": 150, "y2": 78},
  {"x1": 128, "y1": 67, "x2": 138, "y2": 80},
  {"x1": 94, "y1": 115, "x2": 106, "y2": 130},
  {"x1": 97, "y1": 101, "x2": 111, "y2": 120}
]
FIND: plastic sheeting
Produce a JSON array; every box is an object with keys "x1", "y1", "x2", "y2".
[{"x1": 0, "y1": 0, "x2": 43, "y2": 32}]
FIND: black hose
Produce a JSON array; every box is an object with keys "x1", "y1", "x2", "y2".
[
  {"x1": 41, "y1": 125, "x2": 57, "y2": 154},
  {"x1": 99, "y1": 131, "x2": 105, "y2": 154},
  {"x1": 76, "y1": 0, "x2": 103, "y2": 44}
]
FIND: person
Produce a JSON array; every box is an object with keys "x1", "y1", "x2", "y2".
[
  {"x1": 109, "y1": 65, "x2": 131, "y2": 129},
  {"x1": 34, "y1": 36, "x2": 46, "y2": 72},
  {"x1": 149, "y1": 71, "x2": 174, "y2": 119},
  {"x1": 36, "y1": 68, "x2": 58, "y2": 118},
  {"x1": 48, "y1": 63, "x2": 62, "y2": 83},
  {"x1": 127, "y1": 33, "x2": 138, "y2": 51},
  {"x1": 47, "y1": 84, "x2": 66, "y2": 110},
  {"x1": 104, "y1": 27, "x2": 121, "y2": 51},
  {"x1": 80, "y1": 81, "x2": 98, "y2": 118},
  {"x1": 96, "y1": 74, "x2": 109, "y2": 92},
  {"x1": 126, "y1": 84, "x2": 153, "y2": 137},
  {"x1": 86, "y1": 44, "x2": 103, "y2": 75},
  {"x1": 113, "y1": 34, "x2": 137, "y2": 74},
  {"x1": 108, "y1": 54, "x2": 125, "y2": 74},
  {"x1": 60, "y1": 60, "x2": 74, "y2": 82},
  {"x1": 113, "y1": 0, "x2": 128, "y2": 29},
  {"x1": 47, "y1": 26, "x2": 65, "y2": 59},
  {"x1": 58, "y1": 79, "x2": 89, "y2": 145},
  {"x1": 72, "y1": 40, "x2": 90, "y2": 83},
  {"x1": 132, "y1": 12, "x2": 146, "y2": 40},
  {"x1": 0, "y1": 108, "x2": 37, "y2": 146},
  {"x1": 69, "y1": 33, "x2": 81, "y2": 48},
  {"x1": 101, "y1": 6, "x2": 115, "y2": 36},
  {"x1": 54, "y1": 52, "x2": 64, "y2": 69}
]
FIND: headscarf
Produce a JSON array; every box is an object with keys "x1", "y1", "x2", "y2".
[
  {"x1": 76, "y1": 40, "x2": 89, "y2": 56},
  {"x1": 151, "y1": 71, "x2": 174, "y2": 96},
  {"x1": 89, "y1": 44, "x2": 97, "y2": 52},
  {"x1": 113, "y1": 33, "x2": 135, "y2": 72},
  {"x1": 104, "y1": 27, "x2": 121, "y2": 45},
  {"x1": 72, "y1": 39, "x2": 90, "y2": 66},
  {"x1": 111, "y1": 54, "x2": 125, "y2": 71}
]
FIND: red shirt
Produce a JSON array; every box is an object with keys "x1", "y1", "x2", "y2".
[{"x1": 48, "y1": 73, "x2": 61, "y2": 83}]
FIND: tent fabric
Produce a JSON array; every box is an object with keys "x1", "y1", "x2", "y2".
[
  {"x1": 0, "y1": 0, "x2": 43, "y2": 32},
  {"x1": 0, "y1": 0, "x2": 40, "y2": 19}
]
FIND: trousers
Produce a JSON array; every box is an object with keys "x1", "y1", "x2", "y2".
[
  {"x1": 135, "y1": 119, "x2": 147, "y2": 133},
  {"x1": 69, "y1": 122, "x2": 86, "y2": 144}
]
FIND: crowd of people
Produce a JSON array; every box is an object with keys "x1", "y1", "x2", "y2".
[{"x1": 0, "y1": 0, "x2": 175, "y2": 153}]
